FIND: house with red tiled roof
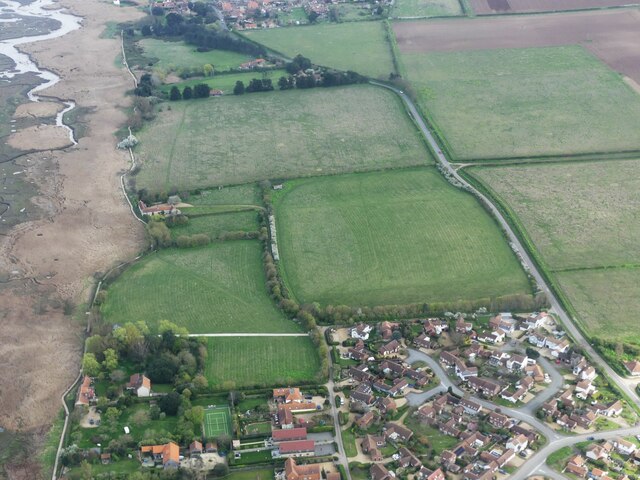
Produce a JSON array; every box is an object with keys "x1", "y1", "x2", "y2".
[
  {"x1": 278, "y1": 440, "x2": 315, "y2": 458},
  {"x1": 75, "y1": 375, "x2": 96, "y2": 406},
  {"x1": 140, "y1": 442, "x2": 180, "y2": 469},
  {"x1": 127, "y1": 373, "x2": 151, "y2": 397},
  {"x1": 272, "y1": 427, "x2": 307, "y2": 443},
  {"x1": 284, "y1": 458, "x2": 320, "y2": 480},
  {"x1": 624, "y1": 360, "x2": 640, "y2": 376},
  {"x1": 273, "y1": 387, "x2": 304, "y2": 403}
]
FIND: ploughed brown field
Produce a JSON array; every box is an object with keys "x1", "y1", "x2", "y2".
[
  {"x1": 393, "y1": 9, "x2": 640, "y2": 83},
  {"x1": 469, "y1": 0, "x2": 639, "y2": 15}
]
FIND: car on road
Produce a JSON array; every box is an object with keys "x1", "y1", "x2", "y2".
[{"x1": 587, "y1": 436, "x2": 595, "y2": 440}]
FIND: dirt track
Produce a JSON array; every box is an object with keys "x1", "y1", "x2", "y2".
[
  {"x1": 393, "y1": 9, "x2": 640, "y2": 83},
  {"x1": 469, "y1": 0, "x2": 639, "y2": 15},
  {"x1": 0, "y1": 0, "x2": 144, "y2": 460}
]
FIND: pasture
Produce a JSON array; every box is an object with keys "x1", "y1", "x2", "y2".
[
  {"x1": 205, "y1": 337, "x2": 321, "y2": 388},
  {"x1": 400, "y1": 46, "x2": 640, "y2": 160},
  {"x1": 159, "y1": 69, "x2": 287, "y2": 96},
  {"x1": 136, "y1": 85, "x2": 429, "y2": 192},
  {"x1": 556, "y1": 268, "x2": 640, "y2": 345},
  {"x1": 101, "y1": 240, "x2": 301, "y2": 334},
  {"x1": 468, "y1": 0, "x2": 639, "y2": 15},
  {"x1": 139, "y1": 38, "x2": 251, "y2": 72},
  {"x1": 274, "y1": 168, "x2": 530, "y2": 307},
  {"x1": 204, "y1": 406, "x2": 233, "y2": 438},
  {"x1": 244, "y1": 22, "x2": 395, "y2": 78},
  {"x1": 170, "y1": 184, "x2": 261, "y2": 239},
  {"x1": 392, "y1": 0, "x2": 463, "y2": 17},
  {"x1": 469, "y1": 160, "x2": 640, "y2": 270}
]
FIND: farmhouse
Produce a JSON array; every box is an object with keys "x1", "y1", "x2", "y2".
[
  {"x1": 127, "y1": 373, "x2": 151, "y2": 397},
  {"x1": 284, "y1": 458, "x2": 320, "y2": 480},
  {"x1": 274, "y1": 387, "x2": 304, "y2": 404},
  {"x1": 140, "y1": 442, "x2": 180, "y2": 469},
  {"x1": 138, "y1": 200, "x2": 179, "y2": 217},
  {"x1": 75, "y1": 375, "x2": 96, "y2": 406}
]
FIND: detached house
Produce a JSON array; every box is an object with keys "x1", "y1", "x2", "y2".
[
  {"x1": 351, "y1": 323, "x2": 372, "y2": 340},
  {"x1": 140, "y1": 442, "x2": 180, "y2": 469},
  {"x1": 76, "y1": 375, "x2": 96, "y2": 406},
  {"x1": 127, "y1": 373, "x2": 151, "y2": 397},
  {"x1": 624, "y1": 360, "x2": 640, "y2": 376},
  {"x1": 379, "y1": 340, "x2": 401, "y2": 357}
]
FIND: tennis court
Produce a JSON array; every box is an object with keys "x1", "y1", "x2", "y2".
[{"x1": 204, "y1": 405, "x2": 232, "y2": 438}]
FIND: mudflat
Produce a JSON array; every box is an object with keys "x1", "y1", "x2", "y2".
[{"x1": 0, "y1": 0, "x2": 144, "y2": 446}]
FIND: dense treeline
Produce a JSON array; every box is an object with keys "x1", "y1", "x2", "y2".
[{"x1": 147, "y1": 216, "x2": 258, "y2": 248}]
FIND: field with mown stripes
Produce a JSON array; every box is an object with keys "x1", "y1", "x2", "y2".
[
  {"x1": 101, "y1": 240, "x2": 300, "y2": 334},
  {"x1": 274, "y1": 168, "x2": 530, "y2": 307},
  {"x1": 205, "y1": 337, "x2": 321, "y2": 388}
]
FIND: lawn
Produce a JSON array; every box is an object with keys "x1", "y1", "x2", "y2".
[
  {"x1": 274, "y1": 168, "x2": 530, "y2": 307},
  {"x1": 159, "y1": 69, "x2": 287, "y2": 96},
  {"x1": 205, "y1": 337, "x2": 322, "y2": 388},
  {"x1": 341, "y1": 427, "x2": 358, "y2": 458},
  {"x1": 169, "y1": 210, "x2": 259, "y2": 240},
  {"x1": 404, "y1": 415, "x2": 458, "y2": 454},
  {"x1": 244, "y1": 421, "x2": 272, "y2": 435},
  {"x1": 136, "y1": 85, "x2": 429, "y2": 192},
  {"x1": 225, "y1": 468, "x2": 275, "y2": 480},
  {"x1": 139, "y1": 38, "x2": 252, "y2": 72},
  {"x1": 392, "y1": 0, "x2": 463, "y2": 17},
  {"x1": 244, "y1": 22, "x2": 395, "y2": 78},
  {"x1": 469, "y1": 160, "x2": 640, "y2": 271},
  {"x1": 204, "y1": 406, "x2": 233, "y2": 438},
  {"x1": 556, "y1": 268, "x2": 640, "y2": 345},
  {"x1": 402, "y1": 46, "x2": 640, "y2": 160},
  {"x1": 101, "y1": 240, "x2": 301, "y2": 334}
]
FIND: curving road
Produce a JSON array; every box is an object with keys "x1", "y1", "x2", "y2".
[{"x1": 370, "y1": 80, "x2": 640, "y2": 410}]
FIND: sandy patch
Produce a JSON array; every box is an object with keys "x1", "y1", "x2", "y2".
[
  {"x1": 0, "y1": 0, "x2": 145, "y2": 439},
  {"x1": 14, "y1": 101, "x2": 63, "y2": 118},
  {"x1": 7, "y1": 125, "x2": 72, "y2": 151},
  {"x1": 624, "y1": 76, "x2": 640, "y2": 95}
]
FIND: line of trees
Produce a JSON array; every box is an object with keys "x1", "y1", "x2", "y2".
[
  {"x1": 169, "y1": 83, "x2": 211, "y2": 101},
  {"x1": 233, "y1": 78, "x2": 274, "y2": 95}
]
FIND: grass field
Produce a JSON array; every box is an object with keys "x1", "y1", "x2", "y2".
[
  {"x1": 159, "y1": 69, "x2": 287, "y2": 96},
  {"x1": 136, "y1": 85, "x2": 430, "y2": 192},
  {"x1": 470, "y1": 160, "x2": 640, "y2": 270},
  {"x1": 402, "y1": 46, "x2": 640, "y2": 160},
  {"x1": 392, "y1": 0, "x2": 463, "y2": 17},
  {"x1": 468, "y1": 160, "x2": 640, "y2": 345},
  {"x1": 204, "y1": 406, "x2": 233, "y2": 438},
  {"x1": 556, "y1": 268, "x2": 640, "y2": 345},
  {"x1": 170, "y1": 184, "x2": 261, "y2": 239},
  {"x1": 225, "y1": 468, "x2": 274, "y2": 480},
  {"x1": 139, "y1": 38, "x2": 251, "y2": 72},
  {"x1": 205, "y1": 337, "x2": 321, "y2": 388},
  {"x1": 101, "y1": 240, "x2": 301, "y2": 334},
  {"x1": 244, "y1": 22, "x2": 395, "y2": 78},
  {"x1": 274, "y1": 168, "x2": 530, "y2": 307}
]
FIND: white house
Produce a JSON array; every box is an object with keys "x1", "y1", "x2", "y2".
[
  {"x1": 351, "y1": 323, "x2": 373, "y2": 340},
  {"x1": 506, "y1": 434, "x2": 528, "y2": 453},
  {"x1": 127, "y1": 373, "x2": 151, "y2": 397}
]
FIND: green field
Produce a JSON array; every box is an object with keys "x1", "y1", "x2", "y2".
[
  {"x1": 244, "y1": 22, "x2": 395, "y2": 78},
  {"x1": 392, "y1": 0, "x2": 463, "y2": 17},
  {"x1": 170, "y1": 184, "x2": 261, "y2": 239},
  {"x1": 205, "y1": 337, "x2": 321, "y2": 388},
  {"x1": 225, "y1": 468, "x2": 274, "y2": 480},
  {"x1": 139, "y1": 38, "x2": 251, "y2": 72},
  {"x1": 159, "y1": 69, "x2": 287, "y2": 96},
  {"x1": 402, "y1": 46, "x2": 640, "y2": 160},
  {"x1": 101, "y1": 240, "x2": 300, "y2": 334},
  {"x1": 470, "y1": 160, "x2": 640, "y2": 270},
  {"x1": 136, "y1": 85, "x2": 430, "y2": 192},
  {"x1": 556, "y1": 268, "x2": 640, "y2": 345},
  {"x1": 204, "y1": 406, "x2": 233, "y2": 438},
  {"x1": 274, "y1": 168, "x2": 530, "y2": 307}
]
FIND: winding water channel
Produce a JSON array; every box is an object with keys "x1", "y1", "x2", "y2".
[{"x1": 1, "y1": 0, "x2": 82, "y2": 144}]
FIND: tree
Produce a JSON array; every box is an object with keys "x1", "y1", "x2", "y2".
[
  {"x1": 193, "y1": 83, "x2": 211, "y2": 98},
  {"x1": 233, "y1": 80, "x2": 245, "y2": 95},
  {"x1": 141, "y1": 24, "x2": 153, "y2": 36},
  {"x1": 104, "y1": 407, "x2": 121, "y2": 424},
  {"x1": 159, "y1": 392, "x2": 181, "y2": 416},
  {"x1": 102, "y1": 348, "x2": 119, "y2": 372},
  {"x1": 203, "y1": 63, "x2": 214, "y2": 77},
  {"x1": 169, "y1": 86, "x2": 182, "y2": 101},
  {"x1": 308, "y1": 10, "x2": 319, "y2": 22},
  {"x1": 184, "y1": 406, "x2": 205, "y2": 426},
  {"x1": 82, "y1": 353, "x2": 101, "y2": 376},
  {"x1": 146, "y1": 220, "x2": 172, "y2": 248},
  {"x1": 80, "y1": 460, "x2": 93, "y2": 480},
  {"x1": 212, "y1": 463, "x2": 229, "y2": 477},
  {"x1": 148, "y1": 352, "x2": 180, "y2": 383},
  {"x1": 182, "y1": 86, "x2": 193, "y2": 100},
  {"x1": 151, "y1": 6, "x2": 165, "y2": 17}
]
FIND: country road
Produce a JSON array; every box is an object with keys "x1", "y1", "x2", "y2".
[{"x1": 370, "y1": 80, "x2": 640, "y2": 408}]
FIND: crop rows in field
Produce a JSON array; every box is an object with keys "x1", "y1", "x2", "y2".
[
  {"x1": 274, "y1": 168, "x2": 530, "y2": 307},
  {"x1": 205, "y1": 337, "x2": 321, "y2": 388},
  {"x1": 136, "y1": 85, "x2": 430, "y2": 193},
  {"x1": 101, "y1": 240, "x2": 300, "y2": 334}
]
